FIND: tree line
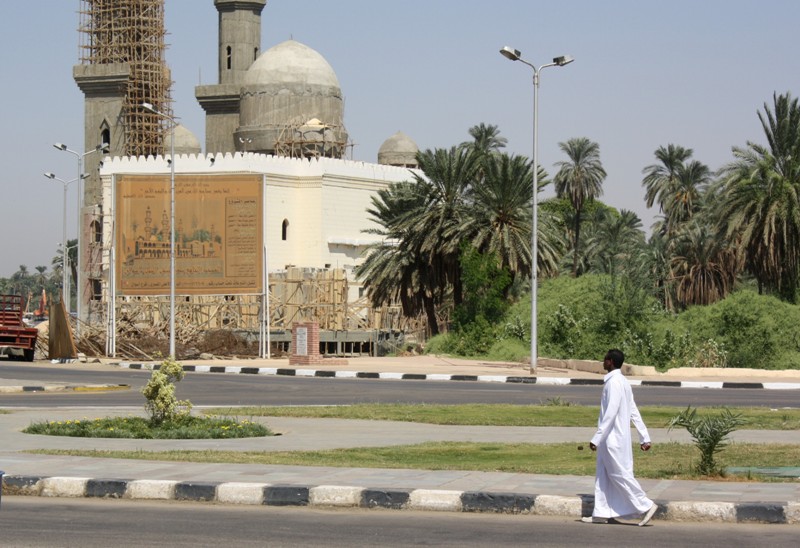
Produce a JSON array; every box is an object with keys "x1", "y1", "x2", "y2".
[
  {"x1": 358, "y1": 92, "x2": 800, "y2": 341},
  {"x1": 0, "y1": 239, "x2": 77, "y2": 310}
]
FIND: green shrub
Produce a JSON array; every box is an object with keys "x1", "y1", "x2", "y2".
[
  {"x1": 23, "y1": 415, "x2": 270, "y2": 439},
  {"x1": 485, "y1": 338, "x2": 529, "y2": 362},
  {"x1": 424, "y1": 333, "x2": 453, "y2": 356},
  {"x1": 141, "y1": 356, "x2": 192, "y2": 424},
  {"x1": 668, "y1": 406, "x2": 745, "y2": 476}
]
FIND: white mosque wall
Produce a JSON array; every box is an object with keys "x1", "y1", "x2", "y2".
[{"x1": 99, "y1": 152, "x2": 418, "y2": 300}]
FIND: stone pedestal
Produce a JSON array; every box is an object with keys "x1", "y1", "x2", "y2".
[{"x1": 289, "y1": 322, "x2": 348, "y2": 366}]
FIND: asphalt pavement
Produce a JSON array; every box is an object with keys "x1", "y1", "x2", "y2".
[{"x1": 1, "y1": 355, "x2": 799, "y2": 524}]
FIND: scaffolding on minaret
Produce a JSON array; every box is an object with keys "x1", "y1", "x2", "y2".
[{"x1": 78, "y1": 0, "x2": 173, "y2": 157}]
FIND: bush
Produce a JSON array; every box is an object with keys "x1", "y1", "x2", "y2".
[
  {"x1": 664, "y1": 290, "x2": 800, "y2": 369},
  {"x1": 668, "y1": 406, "x2": 745, "y2": 476},
  {"x1": 141, "y1": 356, "x2": 193, "y2": 424},
  {"x1": 23, "y1": 415, "x2": 271, "y2": 439},
  {"x1": 485, "y1": 338, "x2": 530, "y2": 362}
]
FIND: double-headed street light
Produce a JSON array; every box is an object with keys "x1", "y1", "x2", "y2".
[
  {"x1": 53, "y1": 142, "x2": 108, "y2": 332},
  {"x1": 44, "y1": 171, "x2": 88, "y2": 312},
  {"x1": 141, "y1": 101, "x2": 177, "y2": 358},
  {"x1": 499, "y1": 46, "x2": 574, "y2": 373}
]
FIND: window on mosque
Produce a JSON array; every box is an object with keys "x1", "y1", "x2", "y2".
[
  {"x1": 91, "y1": 220, "x2": 102, "y2": 243},
  {"x1": 91, "y1": 279, "x2": 102, "y2": 301},
  {"x1": 282, "y1": 219, "x2": 289, "y2": 241},
  {"x1": 226, "y1": 46, "x2": 232, "y2": 69}
]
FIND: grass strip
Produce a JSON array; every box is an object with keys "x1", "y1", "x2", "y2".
[
  {"x1": 204, "y1": 403, "x2": 800, "y2": 430},
  {"x1": 23, "y1": 416, "x2": 271, "y2": 439},
  {"x1": 27, "y1": 442, "x2": 800, "y2": 481}
]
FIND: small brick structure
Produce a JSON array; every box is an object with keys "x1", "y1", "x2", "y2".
[{"x1": 288, "y1": 322, "x2": 348, "y2": 366}]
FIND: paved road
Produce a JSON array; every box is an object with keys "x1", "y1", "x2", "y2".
[
  {"x1": 2, "y1": 362, "x2": 799, "y2": 408},
  {"x1": 2, "y1": 356, "x2": 800, "y2": 524},
  {"x1": 3, "y1": 497, "x2": 799, "y2": 547}
]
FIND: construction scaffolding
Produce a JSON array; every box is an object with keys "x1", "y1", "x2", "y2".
[
  {"x1": 74, "y1": 268, "x2": 427, "y2": 359},
  {"x1": 78, "y1": 0, "x2": 172, "y2": 157},
  {"x1": 275, "y1": 116, "x2": 349, "y2": 159}
]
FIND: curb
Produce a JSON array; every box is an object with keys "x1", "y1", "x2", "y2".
[
  {"x1": 114, "y1": 363, "x2": 800, "y2": 390},
  {"x1": 2, "y1": 474, "x2": 798, "y2": 524},
  {"x1": 0, "y1": 384, "x2": 129, "y2": 394}
]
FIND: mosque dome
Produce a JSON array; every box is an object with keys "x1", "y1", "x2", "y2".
[
  {"x1": 244, "y1": 39, "x2": 341, "y2": 89},
  {"x1": 235, "y1": 40, "x2": 348, "y2": 158},
  {"x1": 378, "y1": 131, "x2": 419, "y2": 168},
  {"x1": 167, "y1": 124, "x2": 202, "y2": 156}
]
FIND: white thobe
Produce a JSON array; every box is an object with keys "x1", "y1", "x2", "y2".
[{"x1": 590, "y1": 368, "x2": 653, "y2": 519}]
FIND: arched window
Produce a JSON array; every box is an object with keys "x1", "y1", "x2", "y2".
[
  {"x1": 91, "y1": 220, "x2": 102, "y2": 243},
  {"x1": 254, "y1": 47, "x2": 259, "y2": 61},
  {"x1": 282, "y1": 219, "x2": 289, "y2": 241},
  {"x1": 101, "y1": 128, "x2": 110, "y2": 150},
  {"x1": 226, "y1": 46, "x2": 232, "y2": 70}
]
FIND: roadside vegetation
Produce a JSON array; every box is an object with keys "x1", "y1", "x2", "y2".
[
  {"x1": 23, "y1": 415, "x2": 269, "y2": 439},
  {"x1": 359, "y1": 93, "x2": 800, "y2": 370},
  {"x1": 205, "y1": 403, "x2": 800, "y2": 430},
  {"x1": 22, "y1": 356, "x2": 271, "y2": 440},
  {"x1": 29, "y1": 442, "x2": 798, "y2": 482},
  {"x1": 22, "y1": 403, "x2": 799, "y2": 481}
]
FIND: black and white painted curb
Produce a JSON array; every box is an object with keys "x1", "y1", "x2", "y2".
[
  {"x1": 115, "y1": 362, "x2": 800, "y2": 390},
  {"x1": 0, "y1": 383, "x2": 129, "y2": 394},
  {"x1": 2, "y1": 475, "x2": 798, "y2": 524}
]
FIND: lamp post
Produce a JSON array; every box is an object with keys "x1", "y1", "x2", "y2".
[
  {"x1": 53, "y1": 142, "x2": 108, "y2": 332},
  {"x1": 44, "y1": 172, "x2": 87, "y2": 313},
  {"x1": 499, "y1": 46, "x2": 574, "y2": 373},
  {"x1": 141, "y1": 102, "x2": 177, "y2": 358}
]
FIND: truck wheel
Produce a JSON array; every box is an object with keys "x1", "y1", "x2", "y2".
[{"x1": 23, "y1": 349, "x2": 34, "y2": 362}]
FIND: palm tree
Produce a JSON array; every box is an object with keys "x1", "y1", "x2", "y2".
[
  {"x1": 460, "y1": 123, "x2": 507, "y2": 156},
  {"x1": 670, "y1": 221, "x2": 739, "y2": 308},
  {"x1": 34, "y1": 266, "x2": 47, "y2": 289},
  {"x1": 359, "y1": 182, "x2": 446, "y2": 334},
  {"x1": 553, "y1": 137, "x2": 606, "y2": 276},
  {"x1": 408, "y1": 146, "x2": 481, "y2": 309},
  {"x1": 359, "y1": 146, "x2": 480, "y2": 334},
  {"x1": 585, "y1": 209, "x2": 645, "y2": 276},
  {"x1": 637, "y1": 230, "x2": 676, "y2": 310},
  {"x1": 463, "y1": 153, "x2": 532, "y2": 278},
  {"x1": 663, "y1": 160, "x2": 712, "y2": 233},
  {"x1": 642, "y1": 144, "x2": 693, "y2": 213},
  {"x1": 717, "y1": 92, "x2": 800, "y2": 301}
]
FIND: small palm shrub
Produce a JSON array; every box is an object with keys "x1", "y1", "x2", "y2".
[{"x1": 668, "y1": 406, "x2": 745, "y2": 475}]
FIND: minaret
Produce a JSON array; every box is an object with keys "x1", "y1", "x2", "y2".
[
  {"x1": 74, "y1": 0, "x2": 171, "y2": 325},
  {"x1": 196, "y1": 0, "x2": 267, "y2": 154}
]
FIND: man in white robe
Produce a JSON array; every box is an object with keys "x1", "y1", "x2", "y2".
[{"x1": 584, "y1": 349, "x2": 657, "y2": 526}]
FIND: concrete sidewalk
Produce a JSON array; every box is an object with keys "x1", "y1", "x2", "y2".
[{"x1": 1, "y1": 356, "x2": 800, "y2": 523}]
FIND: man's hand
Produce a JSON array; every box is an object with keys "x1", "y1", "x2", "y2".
[
  {"x1": 589, "y1": 442, "x2": 597, "y2": 451},
  {"x1": 640, "y1": 442, "x2": 652, "y2": 451}
]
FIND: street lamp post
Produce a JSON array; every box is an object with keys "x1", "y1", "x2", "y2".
[
  {"x1": 141, "y1": 102, "x2": 177, "y2": 358},
  {"x1": 53, "y1": 142, "x2": 108, "y2": 332},
  {"x1": 499, "y1": 46, "x2": 573, "y2": 373},
  {"x1": 44, "y1": 172, "x2": 87, "y2": 313}
]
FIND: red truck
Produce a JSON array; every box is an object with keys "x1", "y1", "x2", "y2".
[{"x1": 0, "y1": 294, "x2": 39, "y2": 361}]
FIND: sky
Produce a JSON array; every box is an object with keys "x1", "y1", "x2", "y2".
[{"x1": 0, "y1": 0, "x2": 798, "y2": 278}]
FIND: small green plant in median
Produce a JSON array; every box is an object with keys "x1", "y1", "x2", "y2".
[
  {"x1": 23, "y1": 416, "x2": 270, "y2": 439},
  {"x1": 22, "y1": 355, "x2": 272, "y2": 439},
  {"x1": 141, "y1": 356, "x2": 192, "y2": 424},
  {"x1": 668, "y1": 406, "x2": 745, "y2": 475}
]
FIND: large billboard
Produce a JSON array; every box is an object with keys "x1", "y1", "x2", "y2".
[{"x1": 115, "y1": 174, "x2": 263, "y2": 295}]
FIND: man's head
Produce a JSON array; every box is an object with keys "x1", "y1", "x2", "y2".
[{"x1": 603, "y1": 349, "x2": 624, "y2": 372}]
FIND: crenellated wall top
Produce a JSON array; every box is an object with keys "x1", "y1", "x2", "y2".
[{"x1": 99, "y1": 152, "x2": 419, "y2": 184}]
